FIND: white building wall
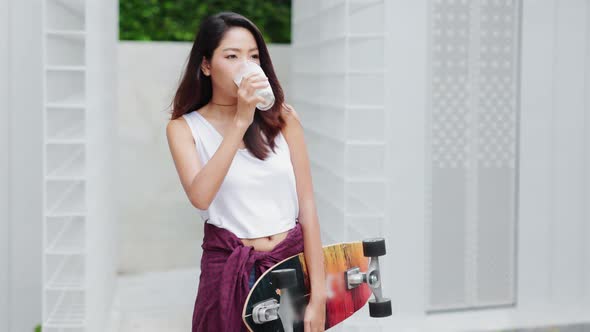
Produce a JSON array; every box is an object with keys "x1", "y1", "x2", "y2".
[
  {"x1": 0, "y1": 1, "x2": 10, "y2": 330},
  {"x1": 84, "y1": 2, "x2": 119, "y2": 331},
  {"x1": 587, "y1": 0, "x2": 590, "y2": 309},
  {"x1": 291, "y1": 1, "x2": 389, "y2": 329},
  {"x1": 518, "y1": 0, "x2": 590, "y2": 313},
  {"x1": 0, "y1": 1, "x2": 120, "y2": 322},
  {"x1": 292, "y1": 0, "x2": 590, "y2": 330},
  {"x1": 0, "y1": 0, "x2": 44, "y2": 331},
  {"x1": 291, "y1": 0, "x2": 388, "y2": 245}
]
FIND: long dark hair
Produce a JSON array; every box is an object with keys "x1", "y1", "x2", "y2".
[{"x1": 168, "y1": 12, "x2": 286, "y2": 160}]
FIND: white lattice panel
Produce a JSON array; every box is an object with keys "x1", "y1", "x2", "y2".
[{"x1": 292, "y1": 0, "x2": 387, "y2": 245}]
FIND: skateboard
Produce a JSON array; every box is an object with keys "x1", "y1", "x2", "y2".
[{"x1": 242, "y1": 238, "x2": 392, "y2": 331}]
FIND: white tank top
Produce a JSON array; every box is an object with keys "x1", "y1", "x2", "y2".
[{"x1": 181, "y1": 110, "x2": 299, "y2": 239}]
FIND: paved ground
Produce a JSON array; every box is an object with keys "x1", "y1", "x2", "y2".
[
  {"x1": 106, "y1": 267, "x2": 198, "y2": 332},
  {"x1": 488, "y1": 325, "x2": 590, "y2": 332},
  {"x1": 104, "y1": 268, "x2": 590, "y2": 332}
]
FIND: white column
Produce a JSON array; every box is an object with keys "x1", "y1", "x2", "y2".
[
  {"x1": 7, "y1": 0, "x2": 44, "y2": 331},
  {"x1": 0, "y1": 0, "x2": 10, "y2": 328}
]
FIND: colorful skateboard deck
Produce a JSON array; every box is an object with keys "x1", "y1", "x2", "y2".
[{"x1": 242, "y1": 239, "x2": 390, "y2": 331}]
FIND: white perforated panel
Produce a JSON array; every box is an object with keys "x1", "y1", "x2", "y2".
[
  {"x1": 478, "y1": 0, "x2": 518, "y2": 170},
  {"x1": 426, "y1": 0, "x2": 520, "y2": 312}
]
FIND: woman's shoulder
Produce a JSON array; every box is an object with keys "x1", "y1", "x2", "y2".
[
  {"x1": 166, "y1": 113, "x2": 193, "y2": 142},
  {"x1": 279, "y1": 102, "x2": 302, "y2": 138},
  {"x1": 279, "y1": 102, "x2": 305, "y2": 153},
  {"x1": 280, "y1": 102, "x2": 300, "y2": 125}
]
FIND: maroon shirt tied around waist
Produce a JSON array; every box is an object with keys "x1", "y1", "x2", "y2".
[{"x1": 192, "y1": 220, "x2": 304, "y2": 332}]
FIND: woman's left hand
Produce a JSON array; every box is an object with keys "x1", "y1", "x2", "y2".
[{"x1": 303, "y1": 296, "x2": 326, "y2": 332}]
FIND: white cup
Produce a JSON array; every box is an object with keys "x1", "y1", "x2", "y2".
[{"x1": 233, "y1": 60, "x2": 275, "y2": 111}]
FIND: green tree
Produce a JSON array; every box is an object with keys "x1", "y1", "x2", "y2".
[{"x1": 120, "y1": 0, "x2": 291, "y2": 43}]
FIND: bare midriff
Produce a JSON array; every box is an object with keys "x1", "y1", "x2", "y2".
[{"x1": 240, "y1": 229, "x2": 290, "y2": 252}]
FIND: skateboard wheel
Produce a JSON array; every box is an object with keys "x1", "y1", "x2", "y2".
[
  {"x1": 368, "y1": 298, "x2": 392, "y2": 317},
  {"x1": 362, "y1": 238, "x2": 386, "y2": 257},
  {"x1": 270, "y1": 269, "x2": 297, "y2": 289}
]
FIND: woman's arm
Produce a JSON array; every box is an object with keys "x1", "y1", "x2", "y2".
[
  {"x1": 280, "y1": 104, "x2": 326, "y2": 301},
  {"x1": 166, "y1": 117, "x2": 247, "y2": 210}
]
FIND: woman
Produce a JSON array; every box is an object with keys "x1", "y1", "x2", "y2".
[{"x1": 165, "y1": 12, "x2": 326, "y2": 332}]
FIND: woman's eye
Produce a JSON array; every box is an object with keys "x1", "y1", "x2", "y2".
[{"x1": 226, "y1": 54, "x2": 259, "y2": 59}]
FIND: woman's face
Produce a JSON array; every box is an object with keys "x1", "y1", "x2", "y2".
[{"x1": 201, "y1": 27, "x2": 261, "y2": 98}]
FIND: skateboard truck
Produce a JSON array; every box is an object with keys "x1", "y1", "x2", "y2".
[
  {"x1": 345, "y1": 237, "x2": 392, "y2": 318},
  {"x1": 251, "y1": 269, "x2": 297, "y2": 332},
  {"x1": 251, "y1": 298, "x2": 279, "y2": 324}
]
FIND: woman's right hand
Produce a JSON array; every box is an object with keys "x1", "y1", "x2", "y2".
[{"x1": 234, "y1": 71, "x2": 269, "y2": 129}]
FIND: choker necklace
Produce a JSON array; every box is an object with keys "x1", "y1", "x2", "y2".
[{"x1": 211, "y1": 102, "x2": 237, "y2": 106}]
